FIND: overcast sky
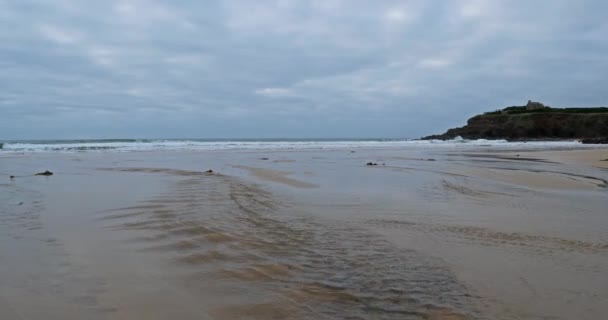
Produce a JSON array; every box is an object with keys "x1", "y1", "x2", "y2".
[{"x1": 1, "y1": 0, "x2": 607, "y2": 139}]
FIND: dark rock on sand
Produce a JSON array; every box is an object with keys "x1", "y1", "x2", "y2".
[{"x1": 35, "y1": 170, "x2": 54, "y2": 176}]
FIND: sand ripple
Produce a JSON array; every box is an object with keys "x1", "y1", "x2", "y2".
[{"x1": 100, "y1": 167, "x2": 478, "y2": 319}]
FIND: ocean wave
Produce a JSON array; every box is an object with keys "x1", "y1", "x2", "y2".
[{"x1": 0, "y1": 138, "x2": 588, "y2": 153}]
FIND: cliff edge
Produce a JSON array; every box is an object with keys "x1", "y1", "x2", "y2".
[{"x1": 422, "y1": 103, "x2": 608, "y2": 142}]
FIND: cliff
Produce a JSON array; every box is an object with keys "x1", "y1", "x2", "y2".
[{"x1": 422, "y1": 106, "x2": 608, "y2": 141}]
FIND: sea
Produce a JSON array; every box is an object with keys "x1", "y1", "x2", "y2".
[{"x1": 0, "y1": 138, "x2": 593, "y2": 153}]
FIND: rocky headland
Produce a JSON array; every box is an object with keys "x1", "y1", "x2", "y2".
[{"x1": 422, "y1": 101, "x2": 608, "y2": 143}]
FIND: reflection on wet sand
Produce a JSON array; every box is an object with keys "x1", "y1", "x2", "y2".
[
  {"x1": 0, "y1": 179, "x2": 113, "y2": 320},
  {"x1": 233, "y1": 165, "x2": 318, "y2": 188},
  {"x1": 367, "y1": 219, "x2": 608, "y2": 255},
  {"x1": 3, "y1": 148, "x2": 607, "y2": 319},
  {"x1": 100, "y1": 167, "x2": 477, "y2": 319}
]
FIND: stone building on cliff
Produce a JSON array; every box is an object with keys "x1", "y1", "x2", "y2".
[{"x1": 526, "y1": 100, "x2": 546, "y2": 110}]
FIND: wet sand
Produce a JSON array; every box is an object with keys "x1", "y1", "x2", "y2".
[
  {"x1": 1, "y1": 147, "x2": 607, "y2": 319},
  {"x1": 233, "y1": 165, "x2": 318, "y2": 188}
]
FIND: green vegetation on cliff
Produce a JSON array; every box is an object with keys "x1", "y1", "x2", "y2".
[
  {"x1": 423, "y1": 104, "x2": 608, "y2": 141},
  {"x1": 484, "y1": 106, "x2": 608, "y2": 115}
]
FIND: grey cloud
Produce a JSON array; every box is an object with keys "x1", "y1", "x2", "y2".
[{"x1": 0, "y1": 0, "x2": 607, "y2": 139}]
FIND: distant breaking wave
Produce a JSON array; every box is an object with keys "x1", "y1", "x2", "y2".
[{"x1": 0, "y1": 138, "x2": 589, "y2": 153}]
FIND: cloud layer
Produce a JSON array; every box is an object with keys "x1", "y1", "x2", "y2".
[{"x1": 1, "y1": 0, "x2": 607, "y2": 138}]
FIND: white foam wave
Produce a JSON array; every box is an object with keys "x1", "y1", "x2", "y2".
[{"x1": 0, "y1": 138, "x2": 591, "y2": 153}]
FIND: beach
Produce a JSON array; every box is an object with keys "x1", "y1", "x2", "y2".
[{"x1": 1, "y1": 143, "x2": 607, "y2": 319}]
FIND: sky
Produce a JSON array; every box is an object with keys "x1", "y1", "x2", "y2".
[{"x1": 1, "y1": 0, "x2": 607, "y2": 139}]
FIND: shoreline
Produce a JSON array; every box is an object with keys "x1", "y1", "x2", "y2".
[{"x1": 1, "y1": 138, "x2": 606, "y2": 155}]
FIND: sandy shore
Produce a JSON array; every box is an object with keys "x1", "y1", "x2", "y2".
[
  {"x1": 497, "y1": 149, "x2": 608, "y2": 168},
  {"x1": 1, "y1": 147, "x2": 607, "y2": 319}
]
